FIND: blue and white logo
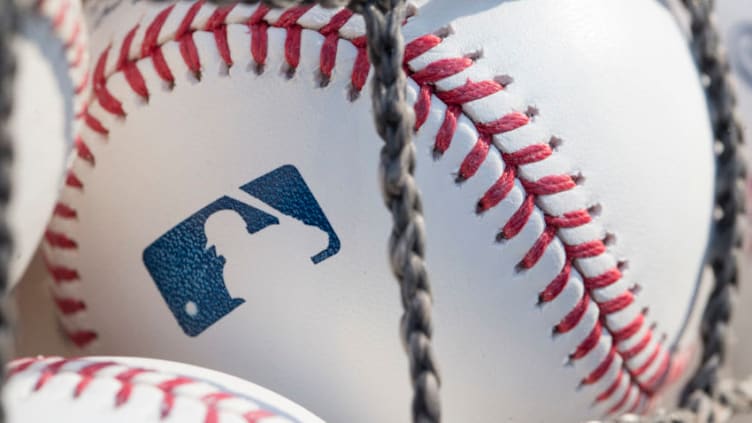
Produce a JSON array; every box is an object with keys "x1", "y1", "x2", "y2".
[{"x1": 143, "y1": 165, "x2": 340, "y2": 337}]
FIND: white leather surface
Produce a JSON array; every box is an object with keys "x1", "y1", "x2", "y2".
[
  {"x1": 4, "y1": 356, "x2": 323, "y2": 422},
  {"x1": 8, "y1": 2, "x2": 81, "y2": 287},
  {"x1": 44, "y1": 1, "x2": 715, "y2": 421}
]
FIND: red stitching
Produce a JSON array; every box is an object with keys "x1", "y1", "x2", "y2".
[
  {"x1": 53, "y1": 202, "x2": 78, "y2": 219},
  {"x1": 44, "y1": 230, "x2": 77, "y2": 249},
  {"x1": 7, "y1": 357, "x2": 283, "y2": 422},
  {"x1": 207, "y1": 4, "x2": 236, "y2": 67},
  {"x1": 45, "y1": 4, "x2": 678, "y2": 413},
  {"x1": 554, "y1": 291, "x2": 589, "y2": 334}
]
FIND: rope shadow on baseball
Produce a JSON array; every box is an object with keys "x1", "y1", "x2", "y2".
[{"x1": 3, "y1": 0, "x2": 752, "y2": 422}]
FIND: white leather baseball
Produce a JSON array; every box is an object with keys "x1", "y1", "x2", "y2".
[
  {"x1": 9, "y1": 0, "x2": 88, "y2": 285},
  {"x1": 4, "y1": 356, "x2": 323, "y2": 422},
  {"x1": 43, "y1": 1, "x2": 715, "y2": 421}
]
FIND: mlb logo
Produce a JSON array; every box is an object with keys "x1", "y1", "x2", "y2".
[{"x1": 143, "y1": 165, "x2": 340, "y2": 336}]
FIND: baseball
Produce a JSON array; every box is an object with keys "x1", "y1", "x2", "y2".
[
  {"x1": 4, "y1": 356, "x2": 323, "y2": 422},
  {"x1": 8, "y1": 0, "x2": 87, "y2": 286},
  {"x1": 42, "y1": 0, "x2": 716, "y2": 421}
]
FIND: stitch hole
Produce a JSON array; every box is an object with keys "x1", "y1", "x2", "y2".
[
  {"x1": 217, "y1": 62, "x2": 230, "y2": 78},
  {"x1": 433, "y1": 25, "x2": 454, "y2": 39},
  {"x1": 603, "y1": 233, "x2": 616, "y2": 247},
  {"x1": 347, "y1": 85, "x2": 361, "y2": 102},
  {"x1": 572, "y1": 172, "x2": 585, "y2": 186},
  {"x1": 642, "y1": 307, "x2": 650, "y2": 318},
  {"x1": 629, "y1": 283, "x2": 642, "y2": 294},
  {"x1": 316, "y1": 71, "x2": 331, "y2": 88},
  {"x1": 281, "y1": 64, "x2": 296, "y2": 80},
  {"x1": 617, "y1": 260, "x2": 629, "y2": 272},
  {"x1": 587, "y1": 203, "x2": 602, "y2": 218},
  {"x1": 525, "y1": 105, "x2": 539, "y2": 118},
  {"x1": 247, "y1": 61, "x2": 265, "y2": 76},
  {"x1": 464, "y1": 49, "x2": 483, "y2": 62},
  {"x1": 494, "y1": 75, "x2": 514, "y2": 87},
  {"x1": 549, "y1": 136, "x2": 563, "y2": 150}
]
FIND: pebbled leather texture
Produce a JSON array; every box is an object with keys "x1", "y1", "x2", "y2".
[{"x1": 42, "y1": 1, "x2": 714, "y2": 421}]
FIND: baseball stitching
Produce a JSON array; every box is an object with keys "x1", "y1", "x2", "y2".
[
  {"x1": 36, "y1": 0, "x2": 90, "y2": 116},
  {"x1": 7, "y1": 356, "x2": 284, "y2": 422},
  {"x1": 42, "y1": 1, "x2": 683, "y2": 415}
]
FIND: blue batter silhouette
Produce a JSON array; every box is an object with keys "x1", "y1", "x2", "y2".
[{"x1": 143, "y1": 165, "x2": 340, "y2": 336}]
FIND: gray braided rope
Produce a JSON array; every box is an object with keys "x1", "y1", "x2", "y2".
[
  {"x1": 358, "y1": 2, "x2": 441, "y2": 422},
  {"x1": 174, "y1": 0, "x2": 441, "y2": 421},
  {"x1": 676, "y1": 0, "x2": 748, "y2": 420},
  {"x1": 0, "y1": 0, "x2": 16, "y2": 422}
]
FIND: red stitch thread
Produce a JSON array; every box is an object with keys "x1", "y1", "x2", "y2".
[
  {"x1": 248, "y1": 5, "x2": 270, "y2": 68},
  {"x1": 74, "y1": 361, "x2": 116, "y2": 397},
  {"x1": 44, "y1": 259, "x2": 79, "y2": 283},
  {"x1": 244, "y1": 410, "x2": 275, "y2": 423},
  {"x1": 53, "y1": 202, "x2": 77, "y2": 219},
  {"x1": 64, "y1": 19, "x2": 80, "y2": 49},
  {"x1": 621, "y1": 332, "x2": 653, "y2": 361},
  {"x1": 65, "y1": 171, "x2": 83, "y2": 189},
  {"x1": 539, "y1": 262, "x2": 571, "y2": 303},
  {"x1": 206, "y1": 4, "x2": 236, "y2": 67},
  {"x1": 457, "y1": 134, "x2": 491, "y2": 181},
  {"x1": 596, "y1": 369, "x2": 623, "y2": 402},
  {"x1": 51, "y1": 0, "x2": 69, "y2": 29},
  {"x1": 566, "y1": 240, "x2": 606, "y2": 259},
  {"x1": 518, "y1": 225, "x2": 557, "y2": 270},
  {"x1": 319, "y1": 9, "x2": 353, "y2": 82},
  {"x1": 75, "y1": 136, "x2": 95, "y2": 165},
  {"x1": 570, "y1": 322, "x2": 602, "y2": 360},
  {"x1": 503, "y1": 144, "x2": 552, "y2": 167},
  {"x1": 53, "y1": 296, "x2": 86, "y2": 314},
  {"x1": 612, "y1": 313, "x2": 645, "y2": 343},
  {"x1": 545, "y1": 210, "x2": 591, "y2": 228},
  {"x1": 119, "y1": 25, "x2": 149, "y2": 100},
  {"x1": 414, "y1": 85, "x2": 431, "y2": 131},
  {"x1": 404, "y1": 34, "x2": 441, "y2": 63},
  {"x1": 475, "y1": 111, "x2": 529, "y2": 135},
  {"x1": 632, "y1": 345, "x2": 662, "y2": 378},
  {"x1": 433, "y1": 105, "x2": 460, "y2": 155},
  {"x1": 94, "y1": 47, "x2": 125, "y2": 116},
  {"x1": 411, "y1": 57, "x2": 473, "y2": 84},
  {"x1": 350, "y1": 36, "x2": 369, "y2": 93},
  {"x1": 583, "y1": 268, "x2": 622, "y2": 290},
  {"x1": 143, "y1": 5, "x2": 176, "y2": 84},
  {"x1": 176, "y1": 1, "x2": 205, "y2": 77},
  {"x1": 522, "y1": 174, "x2": 576, "y2": 196},
  {"x1": 499, "y1": 194, "x2": 535, "y2": 240},
  {"x1": 45, "y1": 230, "x2": 77, "y2": 249},
  {"x1": 582, "y1": 346, "x2": 616, "y2": 386},
  {"x1": 436, "y1": 79, "x2": 503, "y2": 105},
  {"x1": 83, "y1": 110, "x2": 108, "y2": 135},
  {"x1": 34, "y1": 359, "x2": 69, "y2": 391},
  {"x1": 608, "y1": 386, "x2": 633, "y2": 415},
  {"x1": 115, "y1": 368, "x2": 148, "y2": 406},
  {"x1": 554, "y1": 292, "x2": 589, "y2": 334},
  {"x1": 599, "y1": 292, "x2": 634, "y2": 315},
  {"x1": 203, "y1": 392, "x2": 234, "y2": 423},
  {"x1": 275, "y1": 5, "x2": 314, "y2": 73},
  {"x1": 157, "y1": 377, "x2": 194, "y2": 418},
  {"x1": 477, "y1": 166, "x2": 515, "y2": 213}
]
